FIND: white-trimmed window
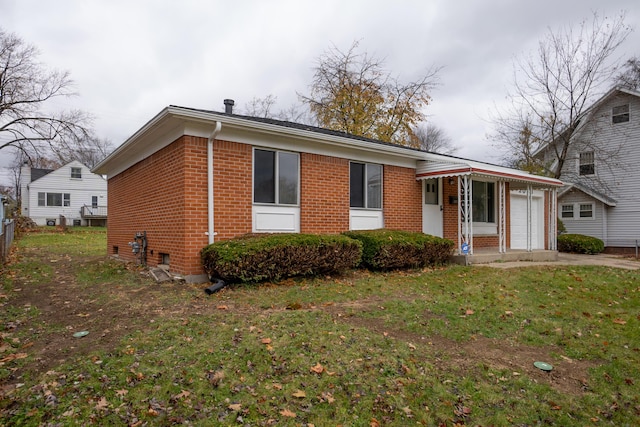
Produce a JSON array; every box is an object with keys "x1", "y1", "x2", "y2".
[
  {"x1": 561, "y1": 204, "x2": 574, "y2": 219},
  {"x1": 612, "y1": 104, "x2": 629, "y2": 124},
  {"x1": 560, "y1": 203, "x2": 594, "y2": 220},
  {"x1": 579, "y1": 151, "x2": 595, "y2": 176},
  {"x1": 71, "y1": 167, "x2": 82, "y2": 179},
  {"x1": 472, "y1": 180, "x2": 495, "y2": 223},
  {"x1": 579, "y1": 203, "x2": 593, "y2": 218},
  {"x1": 350, "y1": 162, "x2": 382, "y2": 209},
  {"x1": 253, "y1": 148, "x2": 299, "y2": 205},
  {"x1": 38, "y1": 192, "x2": 70, "y2": 207}
]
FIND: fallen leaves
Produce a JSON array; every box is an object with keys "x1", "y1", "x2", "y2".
[
  {"x1": 94, "y1": 396, "x2": 109, "y2": 411},
  {"x1": 280, "y1": 408, "x2": 296, "y2": 418},
  {"x1": 310, "y1": 363, "x2": 324, "y2": 374},
  {"x1": 228, "y1": 403, "x2": 242, "y2": 411},
  {"x1": 292, "y1": 389, "x2": 306, "y2": 398},
  {"x1": 0, "y1": 352, "x2": 28, "y2": 363},
  {"x1": 612, "y1": 318, "x2": 627, "y2": 325}
]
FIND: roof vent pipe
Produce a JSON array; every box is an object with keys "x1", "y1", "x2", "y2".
[{"x1": 223, "y1": 99, "x2": 234, "y2": 114}]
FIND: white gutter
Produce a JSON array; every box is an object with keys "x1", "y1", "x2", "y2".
[{"x1": 207, "y1": 121, "x2": 222, "y2": 244}]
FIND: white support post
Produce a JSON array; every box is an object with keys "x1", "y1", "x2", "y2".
[
  {"x1": 498, "y1": 181, "x2": 506, "y2": 253},
  {"x1": 549, "y1": 188, "x2": 557, "y2": 250},
  {"x1": 458, "y1": 175, "x2": 473, "y2": 255},
  {"x1": 457, "y1": 177, "x2": 462, "y2": 254},
  {"x1": 468, "y1": 176, "x2": 473, "y2": 255},
  {"x1": 526, "y1": 184, "x2": 533, "y2": 252}
]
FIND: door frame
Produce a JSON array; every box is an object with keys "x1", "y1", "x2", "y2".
[{"x1": 422, "y1": 178, "x2": 443, "y2": 237}]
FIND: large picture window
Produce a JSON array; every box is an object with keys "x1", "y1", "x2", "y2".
[
  {"x1": 472, "y1": 181, "x2": 495, "y2": 223},
  {"x1": 38, "y1": 192, "x2": 70, "y2": 207},
  {"x1": 350, "y1": 162, "x2": 382, "y2": 209},
  {"x1": 253, "y1": 149, "x2": 299, "y2": 205}
]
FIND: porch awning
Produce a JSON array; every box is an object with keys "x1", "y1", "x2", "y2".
[{"x1": 416, "y1": 158, "x2": 563, "y2": 188}]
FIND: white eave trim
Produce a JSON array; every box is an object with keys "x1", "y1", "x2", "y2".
[
  {"x1": 416, "y1": 160, "x2": 563, "y2": 187},
  {"x1": 166, "y1": 107, "x2": 427, "y2": 160}
]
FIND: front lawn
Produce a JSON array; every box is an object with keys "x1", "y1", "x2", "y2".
[{"x1": 1, "y1": 228, "x2": 638, "y2": 425}]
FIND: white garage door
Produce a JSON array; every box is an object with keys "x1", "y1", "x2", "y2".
[{"x1": 510, "y1": 193, "x2": 543, "y2": 250}]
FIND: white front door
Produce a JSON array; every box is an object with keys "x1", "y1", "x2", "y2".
[{"x1": 422, "y1": 178, "x2": 443, "y2": 237}]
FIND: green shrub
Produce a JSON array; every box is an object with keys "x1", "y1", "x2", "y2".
[
  {"x1": 557, "y1": 217, "x2": 566, "y2": 234},
  {"x1": 557, "y1": 234, "x2": 604, "y2": 254},
  {"x1": 201, "y1": 233, "x2": 362, "y2": 283},
  {"x1": 342, "y1": 229, "x2": 454, "y2": 270}
]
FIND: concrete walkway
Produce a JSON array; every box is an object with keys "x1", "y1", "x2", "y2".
[{"x1": 482, "y1": 252, "x2": 640, "y2": 270}]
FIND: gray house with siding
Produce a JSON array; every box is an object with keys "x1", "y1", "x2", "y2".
[{"x1": 536, "y1": 87, "x2": 640, "y2": 252}]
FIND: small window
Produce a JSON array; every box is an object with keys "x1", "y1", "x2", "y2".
[
  {"x1": 561, "y1": 204, "x2": 574, "y2": 219},
  {"x1": 71, "y1": 167, "x2": 82, "y2": 179},
  {"x1": 579, "y1": 203, "x2": 593, "y2": 218},
  {"x1": 424, "y1": 179, "x2": 438, "y2": 205},
  {"x1": 63, "y1": 193, "x2": 70, "y2": 207},
  {"x1": 253, "y1": 149, "x2": 299, "y2": 205},
  {"x1": 579, "y1": 151, "x2": 595, "y2": 176},
  {"x1": 612, "y1": 104, "x2": 629, "y2": 124},
  {"x1": 92, "y1": 196, "x2": 98, "y2": 208},
  {"x1": 38, "y1": 192, "x2": 45, "y2": 207},
  {"x1": 160, "y1": 253, "x2": 170, "y2": 265},
  {"x1": 350, "y1": 162, "x2": 382, "y2": 209}
]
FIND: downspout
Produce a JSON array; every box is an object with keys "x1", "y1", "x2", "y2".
[{"x1": 207, "y1": 121, "x2": 222, "y2": 245}]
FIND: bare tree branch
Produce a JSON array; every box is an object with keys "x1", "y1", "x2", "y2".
[
  {"x1": 491, "y1": 12, "x2": 631, "y2": 186},
  {"x1": 0, "y1": 27, "x2": 93, "y2": 158}
]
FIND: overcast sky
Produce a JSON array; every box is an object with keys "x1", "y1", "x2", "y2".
[{"x1": 1, "y1": 0, "x2": 639, "y2": 187}]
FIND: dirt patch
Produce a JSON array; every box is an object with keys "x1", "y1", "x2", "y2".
[{"x1": 2, "y1": 250, "x2": 207, "y2": 381}]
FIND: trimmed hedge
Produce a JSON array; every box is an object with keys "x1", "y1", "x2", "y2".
[
  {"x1": 557, "y1": 234, "x2": 604, "y2": 254},
  {"x1": 201, "y1": 233, "x2": 362, "y2": 283},
  {"x1": 342, "y1": 229, "x2": 454, "y2": 270}
]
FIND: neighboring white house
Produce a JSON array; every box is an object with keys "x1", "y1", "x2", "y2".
[
  {"x1": 21, "y1": 160, "x2": 108, "y2": 226},
  {"x1": 535, "y1": 86, "x2": 640, "y2": 252}
]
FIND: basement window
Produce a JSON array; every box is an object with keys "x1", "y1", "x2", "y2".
[
  {"x1": 612, "y1": 104, "x2": 629, "y2": 124},
  {"x1": 160, "y1": 253, "x2": 170, "y2": 266},
  {"x1": 113, "y1": 246, "x2": 119, "y2": 255}
]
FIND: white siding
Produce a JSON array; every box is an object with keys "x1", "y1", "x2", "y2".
[
  {"x1": 553, "y1": 92, "x2": 640, "y2": 247},
  {"x1": 23, "y1": 161, "x2": 107, "y2": 226},
  {"x1": 558, "y1": 191, "x2": 605, "y2": 241}
]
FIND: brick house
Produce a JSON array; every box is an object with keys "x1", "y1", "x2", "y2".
[{"x1": 93, "y1": 102, "x2": 563, "y2": 282}]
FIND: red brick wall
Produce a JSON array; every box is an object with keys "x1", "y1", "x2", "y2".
[
  {"x1": 443, "y1": 178, "x2": 459, "y2": 243},
  {"x1": 108, "y1": 136, "x2": 209, "y2": 277},
  {"x1": 300, "y1": 153, "x2": 350, "y2": 233},
  {"x1": 383, "y1": 165, "x2": 422, "y2": 232},
  {"x1": 212, "y1": 140, "x2": 253, "y2": 240}
]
